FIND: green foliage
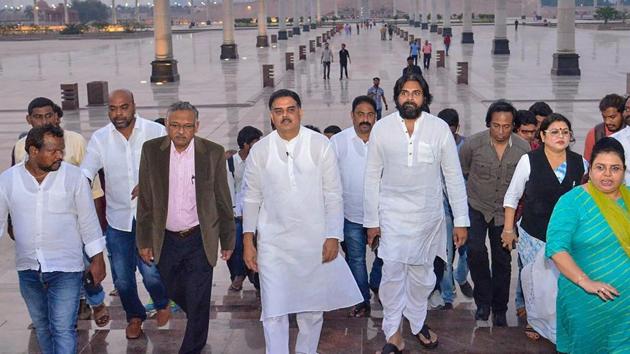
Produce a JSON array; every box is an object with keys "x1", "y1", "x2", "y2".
[
  {"x1": 60, "y1": 23, "x2": 86, "y2": 34},
  {"x1": 595, "y1": 6, "x2": 618, "y2": 24},
  {"x1": 71, "y1": 0, "x2": 109, "y2": 23}
]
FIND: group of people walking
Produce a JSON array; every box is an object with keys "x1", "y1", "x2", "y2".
[{"x1": 1, "y1": 72, "x2": 629, "y2": 354}]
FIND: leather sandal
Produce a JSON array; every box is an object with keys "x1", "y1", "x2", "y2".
[
  {"x1": 380, "y1": 343, "x2": 403, "y2": 354},
  {"x1": 92, "y1": 304, "x2": 110, "y2": 327},
  {"x1": 416, "y1": 324, "x2": 438, "y2": 349}
]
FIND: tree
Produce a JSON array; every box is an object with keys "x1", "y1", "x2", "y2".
[
  {"x1": 71, "y1": 0, "x2": 109, "y2": 23},
  {"x1": 596, "y1": 6, "x2": 617, "y2": 24}
]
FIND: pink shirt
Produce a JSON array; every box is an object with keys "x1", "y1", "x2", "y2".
[
  {"x1": 422, "y1": 43, "x2": 432, "y2": 54},
  {"x1": 165, "y1": 140, "x2": 199, "y2": 232}
]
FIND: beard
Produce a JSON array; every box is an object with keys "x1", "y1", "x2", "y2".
[
  {"x1": 398, "y1": 102, "x2": 423, "y2": 120},
  {"x1": 40, "y1": 160, "x2": 62, "y2": 172}
]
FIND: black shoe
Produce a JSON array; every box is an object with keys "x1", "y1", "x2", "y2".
[
  {"x1": 437, "y1": 303, "x2": 453, "y2": 310},
  {"x1": 493, "y1": 312, "x2": 508, "y2": 327},
  {"x1": 459, "y1": 281, "x2": 474, "y2": 298},
  {"x1": 475, "y1": 306, "x2": 490, "y2": 321}
]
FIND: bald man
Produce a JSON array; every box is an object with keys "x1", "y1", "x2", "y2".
[{"x1": 81, "y1": 89, "x2": 171, "y2": 339}]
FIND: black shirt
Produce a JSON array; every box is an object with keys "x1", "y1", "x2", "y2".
[{"x1": 339, "y1": 49, "x2": 350, "y2": 64}]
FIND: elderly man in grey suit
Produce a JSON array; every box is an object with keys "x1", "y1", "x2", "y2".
[{"x1": 136, "y1": 101, "x2": 235, "y2": 354}]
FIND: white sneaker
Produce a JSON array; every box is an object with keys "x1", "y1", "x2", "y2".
[{"x1": 428, "y1": 289, "x2": 445, "y2": 309}]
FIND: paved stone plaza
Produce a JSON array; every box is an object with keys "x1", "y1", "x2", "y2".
[{"x1": 0, "y1": 22, "x2": 629, "y2": 353}]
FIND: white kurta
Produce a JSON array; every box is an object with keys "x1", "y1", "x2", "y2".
[
  {"x1": 363, "y1": 111, "x2": 470, "y2": 265},
  {"x1": 243, "y1": 127, "x2": 363, "y2": 320}
]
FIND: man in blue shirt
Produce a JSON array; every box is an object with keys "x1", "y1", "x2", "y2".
[
  {"x1": 409, "y1": 40, "x2": 420, "y2": 65},
  {"x1": 367, "y1": 77, "x2": 389, "y2": 120}
]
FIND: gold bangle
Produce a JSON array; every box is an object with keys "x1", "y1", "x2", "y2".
[{"x1": 503, "y1": 229, "x2": 515, "y2": 234}]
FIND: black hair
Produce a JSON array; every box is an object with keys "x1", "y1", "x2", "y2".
[
  {"x1": 352, "y1": 95, "x2": 377, "y2": 113},
  {"x1": 304, "y1": 124, "x2": 321, "y2": 133},
  {"x1": 528, "y1": 101, "x2": 553, "y2": 117},
  {"x1": 514, "y1": 110, "x2": 537, "y2": 131},
  {"x1": 373, "y1": 77, "x2": 380, "y2": 81},
  {"x1": 53, "y1": 103, "x2": 63, "y2": 119},
  {"x1": 485, "y1": 99, "x2": 517, "y2": 128},
  {"x1": 27, "y1": 97, "x2": 56, "y2": 115},
  {"x1": 590, "y1": 137, "x2": 626, "y2": 170},
  {"x1": 324, "y1": 125, "x2": 342, "y2": 135},
  {"x1": 539, "y1": 113, "x2": 574, "y2": 142},
  {"x1": 393, "y1": 73, "x2": 433, "y2": 113},
  {"x1": 154, "y1": 117, "x2": 166, "y2": 126},
  {"x1": 406, "y1": 56, "x2": 414, "y2": 61},
  {"x1": 25, "y1": 124, "x2": 64, "y2": 155},
  {"x1": 237, "y1": 126, "x2": 263, "y2": 149},
  {"x1": 598, "y1": 93, "x2": 626, "y2": 113},
  {"x1": 437, "y1": 108, "x2": 459, "y2": 127},
  {"x1": 268, "y1": 89, "x2": 302, "y2": 110}
]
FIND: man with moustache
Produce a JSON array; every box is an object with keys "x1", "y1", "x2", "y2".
[
  {"x1": 81, "y1": 89, "x2": 171, "y2": 339},
  {"x1": 585, "y1": 94, "x2": 627, "y2": 162},
  {"x1": 459, "y1": 100, "x2": 529, "y2": 325},
  {"x1": 331, "y1": 95, "x2": 382, "y2": 318},
  {"x1": 242, "y1": 89, "x2": 363, "y2": 354},
  {"x1": 364, "y1": 74, "x2": 469, "y2": 352},
  {"x1": 12, "y1": 97, "x2": 109, "y2": 325},
  {"x1": 0, "y1": 125, "x2": 106, "y2": 353},
  {"x1": 137, "y1": 102, "x2": 235, "y2": 354}
]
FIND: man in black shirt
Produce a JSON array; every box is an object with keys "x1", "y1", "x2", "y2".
[
  {"x1": 339, "y1": 43, "x2": 351, "y2": 80},
  {"x1": 402, "y1": 56, "x2": 423, "y2": 77}
]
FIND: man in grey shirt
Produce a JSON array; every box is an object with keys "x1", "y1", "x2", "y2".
[
  {"x1": 459, "y1": 100, "x2": 529, "y2": 326},
  {"x1": 321, "y1": 42, "x2": 333, "y2": 80}
]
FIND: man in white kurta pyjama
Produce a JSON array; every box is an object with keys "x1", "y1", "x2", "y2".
[
  {"x1": 363, "y1": 75, "x2": 469, "y2": 351},
  {"x1": 242, "y1": 90, "x2": 363, "y2": 354}
]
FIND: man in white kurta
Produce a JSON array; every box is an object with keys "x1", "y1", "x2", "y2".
[
  {"x1": 364, "y1": 74, "x2": 469, "y2": 351},
  {"x1": 242, "y1": 90, "x2": 363, "y2": 354}
]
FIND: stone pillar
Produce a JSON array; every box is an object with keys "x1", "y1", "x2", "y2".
[
  {"x1": 292, "y1": 0, "x2": 301, "y2": 35},
  {"x1": 303, "y1": 0, "x2": 311, "y2": 31},
  {"x1": 135, "y1": 0, "x2": 140, "y2": 22},
  {"x1": 63, "y1": 0, "x2": 69, "y2": 25},
  {"x1": 334, "y1": 0, "x2": 338, "y2": 18},
  {"x1": 443, "y1": 0, "x2": 451, "y2": 36},
  {"x1": 462, "y1": 0, "x2": 474, "y2": 43},
  {"x1": 278, "y1": 0, "x2": 288, "y2": 39},
  {"x1": 414, "y1": 0, "x2": 420, "y2": 26},
  {"x1": 593, "y1": 0, "x2": 597, "y2": 8},
  {"x1": 430, "y1": 0, "x2": 437, "y2": 32},
  {"x1": 111, "y1": 0, "x2": 117, "y2": 24},
  {"x1": 422, "y1": 0, "x2": 428, "y2": 29},
  {"x1": 537, "y1": 0, "x2": 542, "y2": 18},
  {"x1": 150, "y1": 0, "x2": 179, "y2": 82},
  {"x1": 552, "y1": 0, "x2": 580, "y2": 75},
  {"x1": 310, "y1": 0, "x2": 316, "y2": 29},
  {"x1": 33, "y1": 0, "x2": 39, "y2": 25},
  {"x1": 316, "y1": 0, "x2": 321, "y2": 23},
  {"x1": 492, "y1": 0, "x2": 509, "y2": 54},
  {"x1": 616, "y1": 0, "x2": 624, "y2": 12},
  {"x1": 220, "y1": 0, "x2": 239, "y2": 59},
  {"x1": 257, "y1": 0, "x2": 269, "y2": 47},
  {"x1": 408, "y1": 0, "x2": 415, "y2": 24},
  {"x1": 393, "y1": 0, "x2": 397, "y2": 17}
]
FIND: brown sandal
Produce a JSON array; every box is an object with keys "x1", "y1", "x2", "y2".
[
  {"x1": 416, "y1": 324, "x2": 438, "y2": 349},
  {"x1": 93, "y1": 304, "x2": 110, "y2": 327},
  {"x1": 525, "y1": 324, "x2": 541, "y2": 341}
]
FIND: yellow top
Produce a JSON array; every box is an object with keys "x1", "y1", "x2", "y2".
[{"x1": 13, "y1": 130, "x2": 104, "y2": 199}]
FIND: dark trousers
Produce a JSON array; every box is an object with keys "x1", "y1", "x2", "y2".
[
  {"x1": 411, "y1": 54, "x2": 418, "y2": 66},
  {"x1": 467, "y1": 206, "x2": 511, "y2": 314},
  {"x1": 158, "y1": 229, "x2": 213, "y2": 354},
  {"x1": 423, "y1": 53, "x2": 431, "y2": 69},
  {"x1": 323, "y1": 61, "x2": 331, "y2": 79},
  {"x1": 339, "y1": 62, "x2": 348, "y2": 78}
]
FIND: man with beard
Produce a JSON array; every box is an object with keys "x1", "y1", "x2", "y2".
[
  {"x1": 331, "y1": 95, "x2": 382, "y2": 318},
  {"x1": 364, "y1": 74, "x2": 469, "y2": 352},
  {"x1": 81, "y1": 89, "x2": 171, "y2": 339},
  {"x1": 242, "y1": 89, "x2": 363, "y2": 354},
  {"x1": 12, "y1": 97, "x2": 109, "y2": 325},
  {"x1": 0, "y1": 125, "x2": 106, "y2": 354},
  {"x1": 459, "y1": 100, "x2": 529, "y2": 326},
  {"x1": 624, "y1": 96, "x2": 630, "y2": 124},
  {"x1": 585, "y1": 94, "x2": 627, "y2": 162}
]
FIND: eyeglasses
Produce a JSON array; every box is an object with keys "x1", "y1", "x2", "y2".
[
  {"x1": 399, "y1": 90, "x2": 423, "y2": 99},
  {"x1": 544, "y1": 129, "x2": 572, "y2": 137},
  {"x1": 168, "y1": 123, "x2": 195, "y2": 131}
]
